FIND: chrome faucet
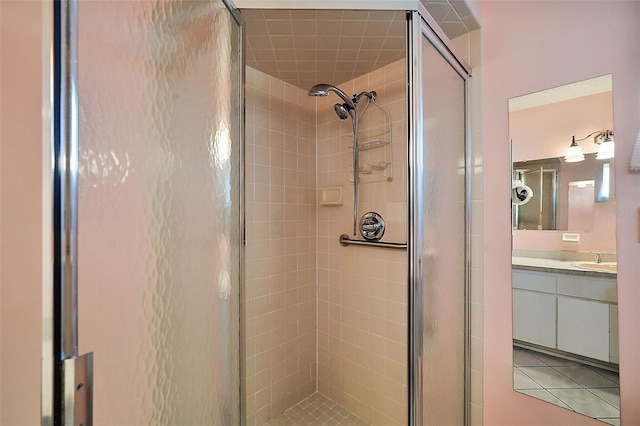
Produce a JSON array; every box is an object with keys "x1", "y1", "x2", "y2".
[{"x1": 590, "y1": 252, "x2": 602, "y2": 263}]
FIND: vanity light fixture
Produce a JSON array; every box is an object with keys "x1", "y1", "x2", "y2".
[
  {"x1": 564, "y1": 136, "x2": 585, "y2": 162},
  {"x1": 565, "y1": 130, "x2": 615, "y2": 162}
]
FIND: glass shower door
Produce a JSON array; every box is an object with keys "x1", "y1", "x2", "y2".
[
  {"x1": 408, "y1": 9, "x2": 470, "y2": 426},
  {"x1": 49, "y1": 0, "x2": 243, "y2": 423}
]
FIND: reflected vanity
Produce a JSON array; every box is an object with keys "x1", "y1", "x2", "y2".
[{"x1": 509, "y1": 75, "x2": 620, "y2": 425}]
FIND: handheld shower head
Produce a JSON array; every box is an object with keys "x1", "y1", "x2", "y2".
[
  {"x1": 308, "y1": 83, "x2": 356, "y2": 110},
  {"x1": 334, "y1": 103, "x2": 350, "y2": 121}
]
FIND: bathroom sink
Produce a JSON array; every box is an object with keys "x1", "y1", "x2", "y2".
[{"x1": 572, "y1": 261, "x2": 617, "y2": 273}]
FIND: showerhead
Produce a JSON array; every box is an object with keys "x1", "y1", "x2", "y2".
[
  {"x1": 308, "y1": 83, "x2": 356, "y2": 110},
  {"x1": 334, "y1": 103, "x2": 350, "y2": 121}
]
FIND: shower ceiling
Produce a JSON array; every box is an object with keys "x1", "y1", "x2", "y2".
[
  {"x1": 243, "y1": 9, "x2": 406, "y2": 90},
  {"x1": 241, "y1": 3, "x2": 479, "y2": 90}
]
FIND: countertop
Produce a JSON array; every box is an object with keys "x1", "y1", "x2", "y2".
[{"x1": 512, "y1": 256, "x2": 617, "y2": 278}]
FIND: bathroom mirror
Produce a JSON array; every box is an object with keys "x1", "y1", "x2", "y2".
[
  {"x1": 510, "y1": 74, "x2": 615, "y2": 231},
  {"x1": 510, "y1": 75, "x2": 621, "y2": 424}
]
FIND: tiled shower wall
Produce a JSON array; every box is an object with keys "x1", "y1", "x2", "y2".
[
  {"x1": 315, "y1": 59, "x2": 408, "y2": 425},
  {"x1": 245, "y1": 67, "x2": 317, "y2": 425}
]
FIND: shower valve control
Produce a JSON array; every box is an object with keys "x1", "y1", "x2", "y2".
[{"x1": 360, "y1": 212, "x2": 385, "y2": 241}]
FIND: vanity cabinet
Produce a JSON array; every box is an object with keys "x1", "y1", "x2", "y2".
[{"x1": 512, "y1": 268, "x2": 617, "y2": 364}]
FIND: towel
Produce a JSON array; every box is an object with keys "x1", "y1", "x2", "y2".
[{"x1": 631, "y1": 130, "x2": 640, "y2": 172}]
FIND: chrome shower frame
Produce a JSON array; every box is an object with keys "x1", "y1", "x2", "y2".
[{"x1": 407, "y1": 6, "x2": 472, "y2": 426}]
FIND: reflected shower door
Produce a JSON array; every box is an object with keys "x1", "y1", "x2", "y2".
[
  {"x1": 74, "y1": 1, "x2": 243, "y2": 423},
  {"x1": 409, "y1": 9, "x2": 470, "y2": 426}
]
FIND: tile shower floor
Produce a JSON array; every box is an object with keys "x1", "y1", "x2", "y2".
[
  {"x1": 514, "y1": 347, "x2": 620, "y2": 425},
  {"x1": 266, "y1": 393, "x2": 368, "y2": 426}
]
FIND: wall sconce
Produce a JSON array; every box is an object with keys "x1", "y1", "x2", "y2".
[
  {"x1": 564, "y1": 136, "x2": 585, "y2": 162},
  {"x1": 594, "y1": 130, "x2": 615, "y2": 160},
  {"x1": 564, "y1": 130, "x2": 615, "y2": 162}
]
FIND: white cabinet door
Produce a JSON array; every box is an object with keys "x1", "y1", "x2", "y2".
[
  {"x1": 557, "y1": 296, "x2": 610, "y2": 362},
  {"x1": 513, "y1": 289, "x2": 556, "y2": 348}
]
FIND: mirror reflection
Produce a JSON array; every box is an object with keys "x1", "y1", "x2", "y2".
[
  {"x1": 512, "y1": 154, "x2": 615, "y2": 232},
  {"x1": 510, "y1": 75, "x2": 620, "y2": 425}
]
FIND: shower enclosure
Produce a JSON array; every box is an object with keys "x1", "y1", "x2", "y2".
[
  {"x1": 243, "y1": 6, "x2": 471, "y2": 426},
  {"x1": 41, "y1": 1, "x2": 470, "y2": 425}
]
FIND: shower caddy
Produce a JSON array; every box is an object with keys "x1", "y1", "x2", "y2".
[{"x1": 348, "y1": 99, "x2": 394, "y2": 184}]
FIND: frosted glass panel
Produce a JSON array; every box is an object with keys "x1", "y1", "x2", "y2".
[
  {"x1": 77, "y1": 1, "x2": 242, "y2": 424},
  {"x1": 419, "y1": 34, "x2": 467, "y2": 425}
]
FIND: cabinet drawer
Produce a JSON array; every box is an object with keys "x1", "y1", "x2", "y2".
[
  {"x1": 512, "y1": 270, "x2": 556, "y2": 293},
  {"x1": 557, "y1": 276, "x2": 617, "y2": 303}
]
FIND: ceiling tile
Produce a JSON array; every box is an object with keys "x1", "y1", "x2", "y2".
[
  {"x1": 317, "y1": 20, "x2": 342, "y2": 36},
  {"x1": 247, "y1": 36, "x2": 272, "y2": 50},
  {"x1": 297, "y1": 61, "x2": 318, "y2": 72},
  {"x1": 277, "y1": 61, "x2": 297, "y2": 71},
  {"x1": 356, "y1": 50, "x2": 380, "y2": 61},
  {"x1": 294, "y1": 10, "x2": 317, "y2": 20},
  {"x1": 438, "y1": 21, "x2": 467, "y2": 39},
  {"x1": 316, "y1": 10, "x2": 343, "y2": 21},
  {"x1": 316, "y1": 50, "x2": 338, "y2": 61},
  {"x1": 263, "y1": 9, "x2": 291, "y2": 20},
  {"x1": 342, "y1": 10, "x2": 368, "y2": 20},
  {"x1": 337, "y1": 36, "x2": 362, "y2": 50},
  {"x1": 361, "y1": 37, "x2": 385, "y2": 50},
  {"x1": 243, "y1": 5, "x2": 478, "y2": 90},
  {"x1": 273, "y1": 49, "x2": 295, "y2": 61},
  {"x1": 423, "y1": 2, "x2": 454, "y2": 22},
  {"x1": 294, "y1": 36, "x2": 317, "y2": 50},
  {"x1": 269, "y1": 35, "x2": 295, "y2": 49},
  {"x1": 340, "y1": 20, "x2": 368, "y2": 37},
  {"x1": 317, "y1": 36, "x2": 340, "y2": 50},
  {"x1": 266, "y1": 20, "x2": 293, "y2": 36},
  {"x1": 336, "y1": 49, "x2": 361, "y2": 62},
  {"x1": 364, "y1": 21, "x2": 391, "y2": 37},
  {"x1": 252, "y1": 49, "x2": 276, "y2": 61},
  {"x1": 382, "y1": 37, "x2": 406, "y2": 50},
  {"x1": 292, "y1": 20, "x2": 318, "y2": 36},
  {"x1": 368, "y1": 10, "x2": 398, "y2": 21}
]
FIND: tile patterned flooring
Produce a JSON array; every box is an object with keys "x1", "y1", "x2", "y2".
[
  {"x1": 266, "y1": 393, "x2": 368, "y2": 426},
  {"x1": 266, "y1": 351, "x2": 620, "y2": 426},
  {"x1": 514, "y1": 347, "x2": 620, "y2": 425}
]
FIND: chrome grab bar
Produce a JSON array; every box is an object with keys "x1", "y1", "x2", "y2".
[{"x1": 339, "y1": 234, "x2": 407, "y2": 250}]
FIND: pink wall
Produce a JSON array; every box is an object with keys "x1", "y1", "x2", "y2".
[
  {"x1": 0, "y1": 2, "x2": 45, "y2": 424},
  {"x1": 478, "y1": 1, "x2": 640, "y2": 425}
]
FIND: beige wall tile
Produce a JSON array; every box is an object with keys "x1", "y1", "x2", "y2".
[
  {"x1": 316, "y1": 60, "x2": 408, "y2": 419},
  {"x1": 245, "y1": 67, "x2": 317, "y2": 424}
]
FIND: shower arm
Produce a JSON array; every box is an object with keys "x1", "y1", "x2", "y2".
[{"x1": 354, "y1": 91, "x2": 376, "y2": 103}]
